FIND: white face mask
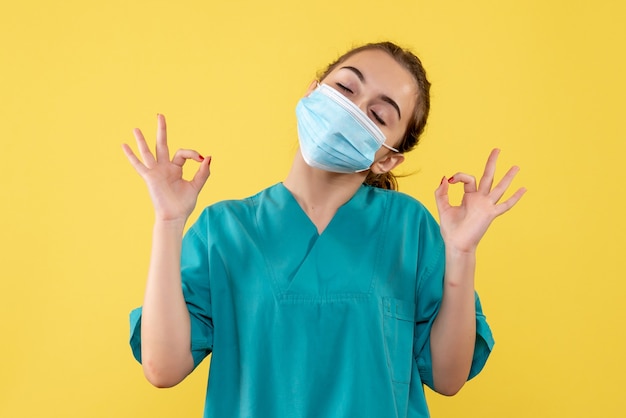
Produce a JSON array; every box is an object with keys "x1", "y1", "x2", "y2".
[{"x1": 295, "y1": 83, "x2": 398, "y2": 173}]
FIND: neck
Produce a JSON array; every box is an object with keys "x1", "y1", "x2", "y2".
[{"x1": 283, "y1": 150, "x2": 368, "y2": 233}]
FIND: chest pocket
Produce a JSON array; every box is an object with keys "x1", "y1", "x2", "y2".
[{"x1": 383, "y1": 297, "x2": 416, "y2": 384}]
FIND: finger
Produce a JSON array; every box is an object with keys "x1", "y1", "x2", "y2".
[
  {"x1": 155, "y1": 113, "x2": 170, "y2": 163},
  {"x1": 448, "y1": 173, "x2": 477, "y2": 193},
  {"x1": 191, "y1": 156, "x2": 212, "y2": 191},
  {"x1": 495, "y1": 187, "x2": 527, "y2": 216},
  {"x1": 477, "y1": 148, "x2": 500, "y2": 193},
  {"x1": 171, "y1": 149, "x2": 205, "y2": 167},
  {"x1": 121, "y1": 143, "x2": 148, "y2": 175},
  {"x1": 133, "y1": 128, "x2": 156, "y2": 166},
  {"x1": 490, "y1": 165, "x2": 521, "y2": 202},
  {"x1": 434, "y1": 176, "x2": 452, "y2": 213}
]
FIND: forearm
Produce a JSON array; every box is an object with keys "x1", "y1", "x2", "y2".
[
  {"x1": 430, "y1": 247, "x2": 477, "y2": 395},
  {"x1": 140, "y1": 219, "x2": 195, "y2": 387}
]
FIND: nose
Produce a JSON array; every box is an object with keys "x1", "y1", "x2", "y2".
[{"x1": 352, "y1": 96, "x2": 369, "y2": 115}]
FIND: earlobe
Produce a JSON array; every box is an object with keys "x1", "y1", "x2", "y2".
[{"x1": 371, "y1": 153, "x2": 405, "y2": 174}]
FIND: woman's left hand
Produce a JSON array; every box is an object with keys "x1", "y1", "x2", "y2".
[{"x1": 435, "y1": 149, "x2": 526, "y2": 253}]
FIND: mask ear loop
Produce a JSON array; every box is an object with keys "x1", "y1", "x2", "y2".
[{"x1": 381, "y1": 143, "x2": 400, "y2": 153}]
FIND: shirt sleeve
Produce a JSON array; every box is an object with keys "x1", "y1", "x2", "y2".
[
  {"x1": 129, "y1": 210, "x2": 215, "y2": 368},
  {"x1": 411, "y1": 212, "x2": 494, "y2": 390}
]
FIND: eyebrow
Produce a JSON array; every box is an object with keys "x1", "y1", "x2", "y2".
[{"x1": 339, "y1": 66, "x2": 402, "y2": 120}]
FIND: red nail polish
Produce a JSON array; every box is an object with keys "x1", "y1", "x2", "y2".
[
  {"x1": 207, "y1": 156, "x2": 212, "y2": 166},
  {"x1": 448, "y1": 176, "x2": 454, "y2": 183},
  {"x1": 199, "y1": 155, "x2": 204, "y2": 161},
  {"x1": 440, "y1": 176, "x2": 446, "y2": 185}
]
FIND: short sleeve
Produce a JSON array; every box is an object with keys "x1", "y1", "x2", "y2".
[
  {"x1": 411, "y1": 212, "x2": 494, "y2": 390},
  {"x1": 128, "y1": 211, "x2": 215, "y2": 368},
  {"x1": 470, "y1": 293, "x2": 494, "y2": 379}
]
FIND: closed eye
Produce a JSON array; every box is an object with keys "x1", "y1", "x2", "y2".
[
  {"x1": 336, "y1": 83, "x2": 353, "y2": 94},
  {"x1": 371, "y1": 110, "x2": 386, "y2": 126}
]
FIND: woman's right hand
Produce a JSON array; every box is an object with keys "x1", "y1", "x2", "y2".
[{"x1": 122, "y1": 114, "x2": 211, "y2": 223}]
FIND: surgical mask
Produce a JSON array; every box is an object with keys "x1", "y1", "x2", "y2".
[{"x1": 295, "y1": 83, "x2": 399, "y2": 173}]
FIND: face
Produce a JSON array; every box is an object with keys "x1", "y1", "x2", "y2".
[{"x1": 318, "y1": 49, "x2": 418, "y2": 159}]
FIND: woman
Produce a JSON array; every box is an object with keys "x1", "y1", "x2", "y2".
[{"x1": 124, "y1": 42, "x2": 525, "y2": 418}]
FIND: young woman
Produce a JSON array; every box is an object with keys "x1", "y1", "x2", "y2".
[{"x1": 124, "y1": 42, "x2": 525, "y2": 418}]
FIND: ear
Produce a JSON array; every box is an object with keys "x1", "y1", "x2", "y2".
[
  {"x1": 303, "y1": 79, "x2": 318, "y2": 97},
  {"x1": 370, "y1": 153, "x2": 405, "y2": 174}
]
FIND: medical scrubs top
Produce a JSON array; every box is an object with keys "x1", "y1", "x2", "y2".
[{"x1": 130, "y1": 183, "x2": 494, "y2": 418}]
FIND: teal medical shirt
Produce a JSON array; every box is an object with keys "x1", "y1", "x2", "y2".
[{"x1": 130, "y1": 183, "x2": 494, "y2": 418}]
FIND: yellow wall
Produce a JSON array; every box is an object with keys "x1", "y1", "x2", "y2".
[{"x1": 1, "y1": 1, "x2": 624, "y2": 416}]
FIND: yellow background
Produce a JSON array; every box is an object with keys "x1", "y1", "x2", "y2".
[{"x1": 1, "y1": 0, "x2": 624, "y2": 416}]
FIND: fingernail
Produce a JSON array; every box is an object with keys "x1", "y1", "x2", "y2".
[
  {"x1": 448, "y1": 176, "x2": 454, "y2": 183},
  {"x1": 440, "y1": 176, "x2": 446, "y2": 185},
  {"x1": 199, "y1": 155, "x2": 205, "y2": 161},
  {"x1": 207, "y1": 156, "x2": 212, "y2": 166}
]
